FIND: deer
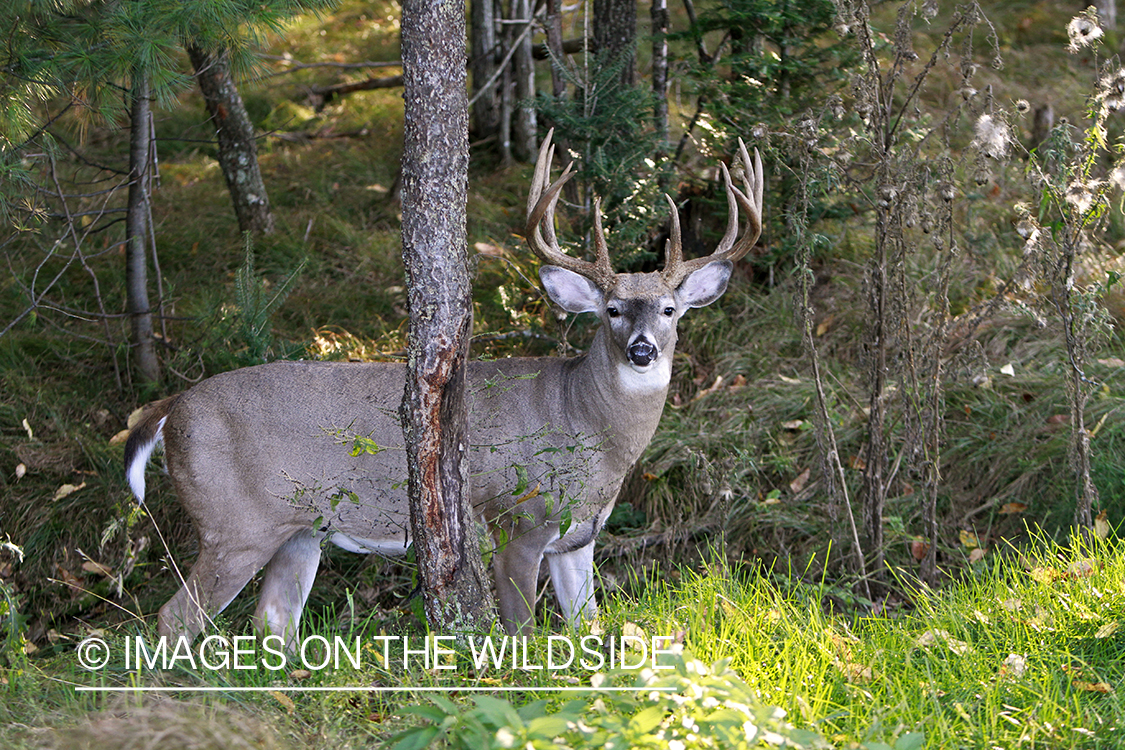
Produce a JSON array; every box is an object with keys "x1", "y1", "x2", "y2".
[{"x1": 124, "y1": 130, "x2": 763, "y2": 649}]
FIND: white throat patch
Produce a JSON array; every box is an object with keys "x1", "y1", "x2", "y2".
[{"x1": 616, "y1": 357, "x2": 672, "y2": 394}]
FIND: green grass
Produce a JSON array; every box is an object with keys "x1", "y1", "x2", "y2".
[{"x1": 5, "y1": 534, "x2": 1125, "y2": 748}]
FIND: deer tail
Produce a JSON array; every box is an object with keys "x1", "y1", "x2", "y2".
[{"x1": 123, "y1": 396, "x2": 179, "y2": 504}]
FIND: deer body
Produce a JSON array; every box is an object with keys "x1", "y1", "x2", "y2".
[{"x1": 126, "y1": 131, "x2": 762, "y2": 646}]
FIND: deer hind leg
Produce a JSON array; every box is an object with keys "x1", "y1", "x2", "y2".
[
  {"x1": 158, "y1": 531, "x2": 282, "y2": 644},
  {"x1": 545, "y1": 539, "x2": 596, "y2": 626},
  {"x1": 252, "y1": 529, "x2": 322, "y2": 650}
]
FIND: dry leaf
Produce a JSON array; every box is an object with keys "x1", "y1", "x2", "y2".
[
  {"x1": 909, "y1": 538, "x2": 930, "y2": 561},
  {"x1": 694, "y1": 375, "x2": 724, "y2": 401},
  {"x1": 271, "y1": 690, "x2": 296, "y2": 714},
  {"x1": 789, "y1": 468, "x2": 811, "y2": 494},
  {"x1": 81, "y1": 560, "x2": 113, "y2": 577},
  {"x1": 15, "y1": 463, "x2": 26, "y2": 480},
  {"x1": 968, "y1": 548, "x2": 987, "y2": 564},
  {"x1": 642, "y1": 472, "x2": 659, "y2": 482},
  {"x1": 473, "y1": 242, "x2": 506, "y2": 257},
  {"x1": 622, "y1": 621, "x2": 647, "y2": 649},
  {"x1": 109, "y1": 429, "x2": 131, "y2": 446},
  {"x1": 1030, "y1": 567, "x2": 1062, "y2": 584},
  {"x1": 1073, "y1": 680, "x2": 1113, "y2": 693},
  {"x1": 1067, "y1": 558, "x2": 1098, "y2": 578},
  {"x1": 22, "y1": 418, "x2": 33, "y2": 440},
  {"x1": 999, "y1": 363, "x2": 1016, "y2": 376},
  {"x1": 815, "y1": 314, "x2": 834, "y2": 337},
  {"x1": 53, "y1": 482, "x2": 87, "y2": 501},
  {"x1": 848, "y1": 455, "x2": 866, "y2": 470},
  {"x1": 728, "y1": 374, "x2": 747, "y2": 391},
  {"x1": 781, "y1": 419, "x2": 804, "y2": 431},
  {"x1": 1094, "y1": 622, "x2": 1120, "y2": 639},
  {"x1": 999, "y1": 502, "x2": 1028, "y2": 515},
  {"x1": 1095, "y1": 510, "x2": 1111, "y2": 540},
  {"x1": 1097, "y1": 357, "x2": 1125, "y2": 367},
  {"x1": 958, "y1": 529, "x2": 980, "y2": 549},
  {"x1": 289, "y1": 668, "x2": 312, "y2": 680},
  {"x1": 127, "y1": 406, "x2": 147, "y2": 430}
]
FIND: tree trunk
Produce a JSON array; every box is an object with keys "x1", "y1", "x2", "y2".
[
  {"x1": 187, "y1": 45, "x2": 275, "y2": 236},
  {"x1": 400, "y1": 0, "x2": 496, "y2": 635},
  {"x1": 469, "y1": 0, "x2": 501, "y2": 138},
  {"x1": 125, "y1": 71, "x2": 160, "y2": 385},
  {"x1": 511, "y1": 0, "x2": 537, "y2": 161},
  {"x1": 594, "y1": 0, "x2": 636, "y2": 86},
  {"x1": 651, "y1": 0, "x2": 669, "y2": 144}
]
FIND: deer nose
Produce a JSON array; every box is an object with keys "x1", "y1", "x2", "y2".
[{"x1": 627, "y1": 340, "x2": 657, "y2": 367}]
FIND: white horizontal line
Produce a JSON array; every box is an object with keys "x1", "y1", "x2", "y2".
[{"x1": 75, "y1": 685, "x2": 675, "y2": 693}]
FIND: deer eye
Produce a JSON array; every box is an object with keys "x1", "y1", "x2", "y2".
[
  {"x1": 663, "y1": 306, "x2": 676, "y2": 317},
  {"x1": 606, "y1": 306, "x2": 620, "y2": 318}
]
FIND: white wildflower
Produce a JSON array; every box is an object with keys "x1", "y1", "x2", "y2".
[
  {"x1": 1067, "y1": 13, "x2": 1104, "y2": 53},
  {"x1": 972, "y1": 114, "x2": 1010, "y2": 159},
  {"x1": 668, "y1": 741, "x2": 686, "y2": 750},
  {"x1": 495, "y1": 728, "x2": 517, "y2": 749}
]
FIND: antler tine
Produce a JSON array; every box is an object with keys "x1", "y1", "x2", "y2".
[
  {"x1": 525, "y1": 128, "x2": 616, "y2": 290},
  {"x1": 662, "y1": 137, "x2": 764, "y2": 286}
]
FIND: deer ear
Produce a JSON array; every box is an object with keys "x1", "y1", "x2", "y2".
[
  {"x1": 676, "y1": 260, "x2": 732, "y2": 308},
  {"x1": 540, "y1": 266, "x2": 604, "y2": 314}
]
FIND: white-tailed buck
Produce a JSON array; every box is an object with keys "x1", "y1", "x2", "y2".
[{"x1": 126, "y1": 131, "x2": 762, "y2": 646}]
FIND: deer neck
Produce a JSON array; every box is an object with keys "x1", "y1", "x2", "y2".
[{"x1": 565, "y1": 327, "x2": 671, "y2": 466}]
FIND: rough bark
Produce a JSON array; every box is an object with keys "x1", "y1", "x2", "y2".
[
  {"x1": 511, "y1": 0, "x2": 537, "y2": 162},
  {"x1": 188, "y1": 45, "x2": 275, "y2": 236},
  {"x1": 400, "y1": 0, "x2": 495, "y2": 635},
  {"x1": 594, "y1": 0, "x2": 637, "y2": 86},
  {"x1": 125, "y1": 72, "x2": 160, "y2": 385}
]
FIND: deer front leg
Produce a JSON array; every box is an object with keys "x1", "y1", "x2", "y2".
[
  {"x1": 491, "y1": 523, "x2": 558, "y2": 634},
  {"x1": 546, "y1": 540, "x2": 596, "y2": 626}
]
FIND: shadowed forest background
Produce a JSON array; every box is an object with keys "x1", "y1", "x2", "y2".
[{"x1": 3, "y1": 0, "x2": 1125, "y2": 747}]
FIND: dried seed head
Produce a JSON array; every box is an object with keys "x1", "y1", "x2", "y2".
[
  {"x1": 939, "y1": 182, "x2": 956, "y2": 202},
  {"x1": 1065, "y1": 181, "x2": 1094, "y2": 215},
  {"x1": 1015, "y1": 99, "x2": 1031, "y2": 114},
  {"x1": 972, "y1": 114, "x2": 1011, "y2": 159},
  {"x1": 1100, "y1": 68, "x2": 1125, "y2": 111},
  {"x1": 1015, "y1": 219, "x2": 1035, "y2": 239},
  {"x1": 1067, "y1": 13, "x2": 1103, "y2": 53}
]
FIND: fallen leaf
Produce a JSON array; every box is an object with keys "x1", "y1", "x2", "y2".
[
  {"x1": 1097, "y1": 357, "x2": 1125, "y2": 367},
  {"x1": 1000, "y1": 598, "x2": 1023, "y2": 611},
  {"x1": 694, "y1": 375, "x2": 724, "y2": 401},
  {"x1": 910, "y1": 538, "x2": 930, "y2": 561},
  {"x1": 1095, "y1": 510, "x2": 1111, "y2": 540},
  {"x1": 289, "y1": 669, "x2": 312, "y2": 681},
  {"x1": 15, "y1": 463, "x2": 26, "y2": 480},
  {"x1": 622, "y1": 621, "x2": 647, "y2": 649},
  {"x1": 788, "y1": 468, "x2": 811, "y2": 494},
  {"x1": 22, "y1": 418, "x2": 33, "y2": 440},
  {"x1": 999, "y1": 502, "x2": 1028, "y2": 515},
  {"x1": 53, "y1": 482, "x2": 87, "y2": 501},
  {"x1": 271, "y1": 690, "x2": 296, "y2": 714},
  {"x1": 81, "y1": 560, "x2": 113, "y2": 577},
  {"x1": 24, "y1": 640, "x2": 38, "y2": 655},
  {"x1": 917, "y1": 629, "x2": 971, "y2": 655},
  {"x1": 779, "y1": 375, "x2": 801, "y2": 385},
  {"x1": 1000, "y1": 363, "x2": 1016, "y2": 376},
  {"x1": 1072, "y1": 680, "x2": 1113, "y2": 693},
  {"x1": 1067, "y1": 558, "x2": 1098, "y2": 578},
  {"x1": 848, "y1": 455, "x2": 866, "y2": 470},
  {"x1": 1030, "y1": 567, "x2": 1061, "y2": 584},
  {"x1": 1095, "y1": 622, "x2": 1120, "y2": 639},
  {"x1": 959, "y1": 529, "x2": 980, "y2": 549},
  {"x1": 816, "y1": 315, "x2": 834, "y2": 337},
  {"x1": 1046, "y1": 414, "x2": 1069, "y2": 425},
  {"x1": 781, "y1": 419, "x2": 804, "y2": 431},
  {"x1": 473, "y1": 242, "x2": 506, "y2": 257},
  {"x1": 642, "y1": 472, "x2": 659, "y2": 482},
  {"x1": 109, "y1": 429, "x2": 131, "y2": 446},
  {"x1": 127, "y1": 406, "x2": 147, "y2": 430},
  {"x1": 728, "y1": 374, "x2": 747, "y2": 391},
  {"x1": 969, "y1": 547, "x2": 987, "y2": 563}
]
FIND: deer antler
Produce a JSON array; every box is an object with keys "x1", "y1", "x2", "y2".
[
  {"x1": 526, "y1": 129, "x2": 617, "y2": 291},
  {"x1": 661, "y1": 138, "x2": 763, "y2": 287}
]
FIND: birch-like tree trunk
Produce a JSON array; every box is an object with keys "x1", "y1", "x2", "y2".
[
  {"x1": 188, "y1": 45, "x2": 275, "y2": 235},
  {"x1": 400, "y1": 0, "x2": 495, "y2": 634},
  {"x1": 125, "y1": 72, "x2": 160, "y2": 385}
]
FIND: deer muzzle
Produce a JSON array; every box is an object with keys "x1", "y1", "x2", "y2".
[{"x1": 627, "y1": 339, "x2": 658, "y2": 368}]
